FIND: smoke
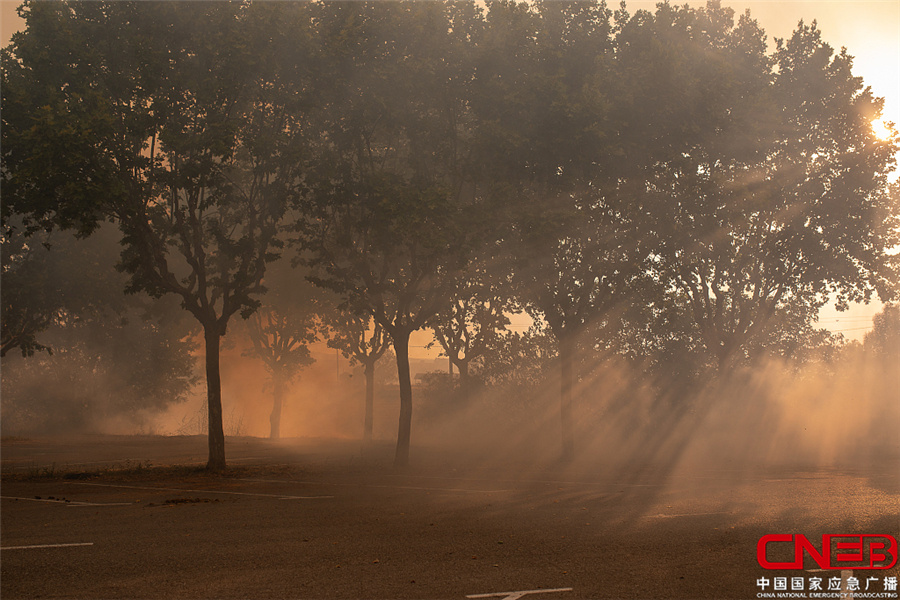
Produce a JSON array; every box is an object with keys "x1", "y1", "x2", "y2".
[
  {"x1": 675, "y1": 352, "x2": 899, "y2": 472},
  {"x1": 403, "y1": 341, "x2": 899, "y2": 484},
  {"x1": 0, "y1": 306, "x2": 197, "y2": 437},
  {"x1": 5, "y1": 295, "x2": 895, "y2": 498},
  {"x1": 148, "y1": 337, "x2": 400, "y2": 441}
]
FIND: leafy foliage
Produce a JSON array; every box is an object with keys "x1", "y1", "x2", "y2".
[
  {"x1": 296, "y1": 2, "x2": 488, "y2": 465},
  {"x1": 864, "y1": 303, "x2": 900, "y2": 362},
  {"x1": 1, "y1": 226, "x2": 125, "y2": 358},
  {"x1": 1, "y1": 1, "x2": 313, "y2": 468},
  {"x1": 3, "y1": 0, "x2": 897, "y2": 464},
  {"x1": 642, "y1": 14, "x2": 899, "y2": 370}
]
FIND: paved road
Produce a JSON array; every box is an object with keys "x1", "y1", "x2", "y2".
[{"x1": 2, "y1": 436, "x2": 898, "y2": 599}]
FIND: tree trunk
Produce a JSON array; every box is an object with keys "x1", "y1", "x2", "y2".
[
  {"x1": 456, "y1": 358, "x2": 470, "y2": 404},
  {"x1": 558, "y1": 332, "x2": 575, "y2": 462},
  {"x1": 204, "y1": 327, "x2": 227, "y2": 471},
  {"x1": 716, "y1": 338, "x2": 741, "y2": 374},
  {"x1": 269, "y1": 373, "x2": 284, "y2": 440},
  {"x1": 364, "y1": 359, "x2": 375, "y2": 442},
  {"x1": 393, "y1": 327, "x2": 413, "y2": 467}
]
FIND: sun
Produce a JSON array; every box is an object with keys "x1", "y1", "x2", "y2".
[{"x1": 871, "y1": 118, "x2": 893, "y2": 141}]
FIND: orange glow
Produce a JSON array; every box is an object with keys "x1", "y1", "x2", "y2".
[{"x1": 872, "y1": 118, "x2": 893, "y2": 141}]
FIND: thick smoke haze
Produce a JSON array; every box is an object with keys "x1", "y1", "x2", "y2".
[
  {"x1": 2, "y1": 0, "x2": 897, "y2": 482},
  {"x1": 1, "y1": 6, "x2": 897, "y2": 600},
  {"x1": 68, "y1": 325, "x2": 891, "y2": 484}
]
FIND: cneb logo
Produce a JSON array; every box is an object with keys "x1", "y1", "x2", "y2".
[{"x1": 757, "y1": 534, "x2": 898, "y2": 570}]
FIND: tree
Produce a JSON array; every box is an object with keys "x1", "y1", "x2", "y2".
[
  {"x1": 1, "y1": 230, "x2": 54, "y2": 357},
  {"x1": 2, "y1": 2, "x2": 313, "y2": 469},
  {"x1": 1, "y1": 299, "x2": 198, "y2": 435},
  {"x1": 245, "y1": 306, "x2": 318, "y2": 440},
  {"x1": 864, "y1": 303, "x2": 900, "y2": 363},
  {"x1": 325, "y1": 312, "x2": 390, "y2": 441},
  {"x1": 1, "y1": 225, "x2": 125, "y2": 358},
  {"x1": 641, "y1": 11, "x2": 900, "y2": 372},
  {"x1": 297, "y1": 2, "x2": 486, "y2": 467},
  {"x1": 475, "y1": 0, "x2": 653, "y2": 460},
  {"x1": 241, "y1": 259, "x2": 324, "y2": 440},
  {"x1": 479, "y1": 322, "x2": 557, "y2": 392},
  {"x1": 0, "y1": 227, "x2": 198, "y2": 434},
  {"x1": 427, "y1": 261, "x2": 515, "y2": 401}
]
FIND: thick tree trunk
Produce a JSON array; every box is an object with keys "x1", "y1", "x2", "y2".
[
  {"x1": 558, "y1": 333, "x2": 576, "y2": 462},
  {"x1": 364, "y1": 360, "x2": 375, "y2": 442},
  {"x1": 269, "y1": 373, "x2": 284, "y2": 440},
  {"x1": 393, "y1": 328, "x2": 413, "y2": 467},
  {"x1": 204, "y1": 327, "x2": 227, "y2": 471}
]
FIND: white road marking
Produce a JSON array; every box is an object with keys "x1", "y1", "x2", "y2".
[
  {"x1": 388, "y1": 474, "x2": 667, "y2": 489},
  {"x1": 241, "y1": 477, "x2": 513, "y2": 494},
  {"x1": 391, "y1": 473, "x2": 664, "y2": 488},
  {"x1": 645, "y1": 511, "x2": 732, "y2": 518},
  {"x1": 1, "y1": 542, "x2": 94, "y2": 551},
  {"x1": 44, "y1": 460, "x2": 148, "y2": 467},
  {"x1": 467, "y1": 587, "x2": 573, "y2": 599},
  {"x1": 2, "y1": 459, "x2": 204, "y2": 470},
  {"x1": 0, "y1": 495, "x2": 132, "y2": 507},
  {"x1": 65, "y1": 481, "x2": 333, "y2": 500}
]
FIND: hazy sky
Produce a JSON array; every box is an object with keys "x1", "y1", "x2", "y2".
[{"x1": 1, "y1": 0, "x2": 896, "y2": 347}]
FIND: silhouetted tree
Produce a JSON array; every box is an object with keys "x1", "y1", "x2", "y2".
[
  {"x1": 479, "y1": 323, "x2": 557, "y2": 391},
  {"x1": 0, "y1": 228, "x2": 198, "y2": 434},
  {"x1": 297, "y1": 2, "x2": 486, "y2": 466},
  {"x1": 242, "y1": 261, "x2": 325, "y2": 440},
  {"x1": 475, "y1": 0, "x2": 650, "y2": 460},
  {"x1": 864, "y1": 303, "x2": 900, "y2": 363},
  {"x1": 643, "y1": 14, "x2": 900, "y2": 371},
  {"x1": 1, "y1": 226, "x2": 127, "y2": 358},
  {"x1": 427, "y1": 262, "x2": 515, "y2": 401},
  {"x1": 245, "y1": 307, "x2": 318, "y2": 440},
  {"x1": 325, "y1": 313, "x2": 390, "y2": 441},
  {"x1": 2, "y1": 2, "x2": 313, "y2": 469}
]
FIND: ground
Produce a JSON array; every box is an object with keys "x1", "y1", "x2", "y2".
[{"x1": 1, "y1": 435, "x2": 898, "y2": 599}]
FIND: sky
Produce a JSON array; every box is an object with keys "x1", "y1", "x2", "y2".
[{"x1": 1, "y1": 0, "x2": 897, "y2": 348}]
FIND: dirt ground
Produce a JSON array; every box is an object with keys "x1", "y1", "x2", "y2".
[{"x1": 2, "y1": 435, "x2": 898, "y2": 599}]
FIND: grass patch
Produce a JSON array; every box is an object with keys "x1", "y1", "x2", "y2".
[{"x1": 2, "y1": 461, "x2": 307, "y2": 483}]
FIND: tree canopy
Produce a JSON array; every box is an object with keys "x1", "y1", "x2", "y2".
[
  {"x1": 2, "y1": 1, "x2": 313, "y2": 468},
  {"x1": 3, "y1": 0, "x2": 897, "y2": 465},
  {"x1": 295, "y1": 1, "x2": 490, "y2": 466}
]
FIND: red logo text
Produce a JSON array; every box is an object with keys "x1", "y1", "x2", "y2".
[{"x1": 757, "y1": 534, "x2": 898, "y2": 570}]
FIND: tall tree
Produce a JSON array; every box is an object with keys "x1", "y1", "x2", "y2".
[
  {"x1": 475, "y1": 0, "x2": 647, "y2": 460},
  {"x1": 641, "y1": 12, "x2": 900, "y2": 371},
  {"x1": 2, "y1": 2, "x2": 313, "y2": 469},
  {"x1": 298, "y1": 2, "x2": 486, "y2": 466}
]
